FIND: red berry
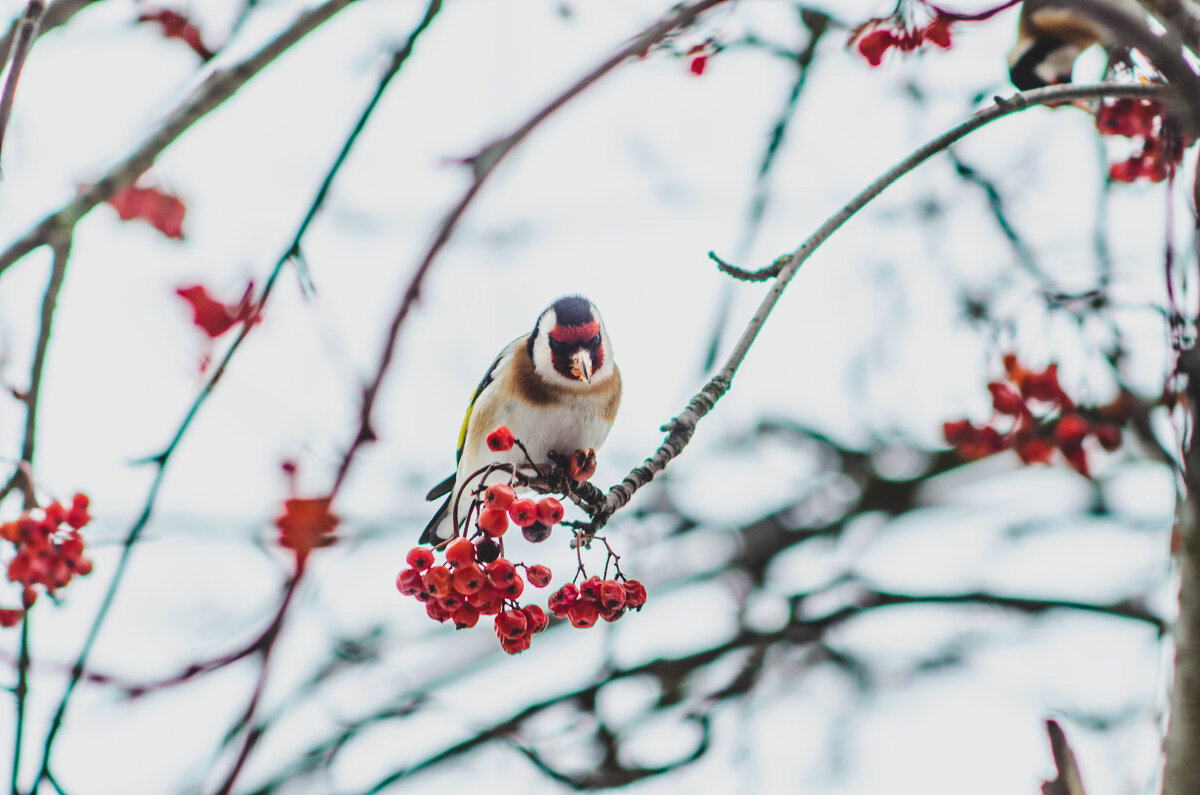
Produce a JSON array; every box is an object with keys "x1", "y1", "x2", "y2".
[
  {"x1": 504, "y1": 573, "x2": 525, "y2": 599},
  {"x1": 599, "y1": 580, "x2": 626, "y2": 610},
  {"x1": 600, "y1": 604, "x2": 626, "y2": 622},
  {"x1": 689, "y1": 54, "x2": 708, "y2": 76},
  {"x1": 508, "y1": 499, "x2": 538, "y2": 527},
  {"x1": 452, "y1": 563, "x2": 486, "y2": 595},
  {"x1": 478, "y1": 508, "x2": 509, "y2": 537},
  {"x1": 579, "y1": 576, "x2": 603, "y2": 603},
  {"x1": 439, "y1": 592, "x2": 465, "y2": 612},
  {"x1": 1063, "y1": 445, "x2": 1091, "y2": 477},
  {"x1": 484, "y1": 483, "x2": 516, "y2": 511},
  {"x1": 486, "y1": 559, "x2": 516, "y2": 588},
  {"x1": 72, "y1": 493, "x2": 90, "y2": 511},
  {"x1": 495, "y1": 608, "x2": 528, "y2": 639},
  {"x1": 526, "y1": 564, "x2": 552, "y2": 588},
  {"x1": 536, "y1": 497, "x2": 564, "y2": 526},
  {"x1": 425, "y1": 600, "x2": 452, "y2": 622},
  {"x1": 396, "y1": 568, "x2": 424, "y2": 596},
  {"x1": 486, "y1": 426, "x2": 515, "y2": 452},
  {"x1": 445, "y1": 537, "x2": 476, "y2": 567},
  {"x1": 623, "y1": 580, "x2": 647, "y2": 609},
  {"x1": 522, "y1": 604, "x2": 549, "y2": 633},
  {"x1": 1055, "y1": 414, "x2": 1090, "y2": 450},
  {"x1": 567, "y1": 600, "x2": 599, "y2": 628},
  {"x1": 500, "y1": 634, "x2": 532, "y2": 654},
  {"x1": 548, "y1": 584, "x2": 579, "y2": 617},
  {"x1": 406, "y1": 547, "x2": 435, "y2": 571},
  {"x1": 468, "y1": 584, "x2": 504, "y2": 614},
  {"x1": 65, "y1": 506, "x2": 89, "y2": 530},
  {"x1": 453, "y1": 603, "x2": 480, "y2": 629},
  {"x1": 423, "y1": 565, "x2": 453, "y2": 599},
  {"x1": 44, "y1": 502, "x2": 65, "y2": 525}
]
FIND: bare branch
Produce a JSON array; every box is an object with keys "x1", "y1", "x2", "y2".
[
  {"x1": 0, "y1": 0, "x2": 44, "y2": 169},
  {"x1": 0, "y1": 0, "x2": 362, "y2": 280},
  {"x1": 575, "y1": 82, "x2": 1175, "y2": 533},
  {"x1": 1042, "y1": 719, "x2": 1088, "y2": 795}
]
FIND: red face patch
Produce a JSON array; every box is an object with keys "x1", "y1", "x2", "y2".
[{"x1": 549, "y1": 321, "x2": 600, "y2": 344}]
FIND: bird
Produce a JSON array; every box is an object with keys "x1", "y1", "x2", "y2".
[
  {"x1": 420, "y1": 295, "x2": 621, "y2": 545},
  {"x1": 1008, "y1": 2, "x2": 1110, "y2": 90}
]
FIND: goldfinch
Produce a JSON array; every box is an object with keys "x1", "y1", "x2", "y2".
[
  {"x1": 1008, "y1": 2, "x2": 1109, "y2": 90},
  {"x1": 421, "y1": 295, "x2": 621, "y2": 544}
]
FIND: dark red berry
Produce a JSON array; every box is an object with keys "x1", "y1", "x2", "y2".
[
  {"x1": 522, "y1": 521, "x2": 552, "y2": 543},
  {"x1": 475, "y1": 538, "x2": 501, "y2": 563}
]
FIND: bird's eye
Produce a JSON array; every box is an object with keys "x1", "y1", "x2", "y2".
[
  {"x1": 548, "y1": 337, "x2": 567, "y2": 352},
  {"x1": 591, "y1": 334, "x2": 601, "y2": 346}
]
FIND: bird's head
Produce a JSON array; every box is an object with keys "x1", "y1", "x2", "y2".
[{"x1": 527, "y1": 296, "x2": 615, "y2": 388}]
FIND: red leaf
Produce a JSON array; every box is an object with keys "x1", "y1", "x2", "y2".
[
  {"x1": 176, "y1": 282, "x2": 258, "y2": 339},
  {"x1": 137, "y1": 9, "x2": 214, "y2": 60},
  {"x1": 275, "y1": 497, "x2": 338, "y2": 569},
  {"x1": 107, "y1": 183, "x2": 187, "y2": 239}
]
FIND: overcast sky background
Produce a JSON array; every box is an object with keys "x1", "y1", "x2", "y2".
[{"x1": 0, "y1": 0, "x2": 1189, "y2": 792}]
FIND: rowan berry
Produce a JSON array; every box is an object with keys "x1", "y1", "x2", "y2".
[
  {"x1": 579, "y1": 576, "x2": 603, "y2": 602},
  {"x1": 478, "y1": 508, "x2": 509, "y2": 537},
  {"x1": 536, "y1": 497, "x2": 564, "y2": 526},
  {"x1": 500, "y1": 634, "x2": 532, "y2": 655},
  {"x1": 1055, "y1": 414, "x2": 1090, "y2": 450},
  {"x1": 486, "y1": 426, "x2": 515, "y2": 452},
  {"x1": 423, "y1": 565, "x2": 453, "y2": 599},
  {"x1": 453, "y1": 603, "x2": 480, "y2": 629},
  {"x1": 508, "y1": 499, "x2": 537, "y2": 527},
  {"x1": 486, "y1": 559, "x2": 516, "y2": 587},
  {"x1": 406, "y1": 547, "x2": 435, "y2": 571},
  {"x1": 396, "y1": 568, "x2": 424, "y2": 595},
  {"x1": 484, "y1": 483, "x2": 515, "y2": 511},
  {"x1": 452, "y1": 563, "x2": 486, "y2": 595},
  {"x1": 526, "y1": 564, "x2": 552, "y2": 588},
  {"x1": 503, "y1": 573, "x2": 525, "y2": 599},
  {"x1": 568, "y1": 600, "x2": 599, "y2": 628},
  {"x1": 599, "y1": 580, "x2": 626, "y2": 610},
  {"x1": 522, "y1": 604, "x2": 549, "y2": 634},
  {"x1": 445, "y1": 537, "x2": 476, "y2": 567},
  {"x1": 495, "y1": 609, "x2": 528, "y2": 639},
  {"x1": 425, "y1": 600, "x2": 452, "y2": 622},
  {"x1": 623, "y1": 580, "x2": 647, "y2": 608}
]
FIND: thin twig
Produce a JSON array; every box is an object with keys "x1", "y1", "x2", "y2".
[
  {"x1": 0, "y1": 0, "x2": 44, "y2": 169},
  {"x1": 574, "y1": 82, "x2": 1175, "y2": 534},
  {"x1": 708, "y1": 250, "x2": 789, "y2": 282},
  {"x1": 211, "y1": 574, "x2": 301, "y2": 795},
  {"x1": 11, "y1": 613, "x2": 30, "y2": 795},
  {"x1": 326, "y1": 0, "x2": 733, "y2": 498}
]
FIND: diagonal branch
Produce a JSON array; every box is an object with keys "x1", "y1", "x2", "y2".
[
  {"x1": 0, "y1": 0, "x2": 361, "y2": 281},
  {"x1": 0, "y1": 0, "x2": 44, "y2": 169},
  {"x1": 573, "y1": 82, "x2": 1175, "y2": 534}
]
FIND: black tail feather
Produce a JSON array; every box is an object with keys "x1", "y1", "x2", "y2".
[
  {"x1": 419, "y1": 493, "x2": 452, "y2": 545},
  {"x1": 426, "y1": 473, "x2": 455, "y2": 501}
]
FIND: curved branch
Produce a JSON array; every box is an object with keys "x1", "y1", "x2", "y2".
[{"x1": 576, "y1": 81, "x2": 1175, "y2": 533}]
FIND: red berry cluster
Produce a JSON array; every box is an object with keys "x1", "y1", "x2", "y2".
[
  {"x1": 396, "y1": 536, "x2": 553, "y2": 654},
  {"x1": 0, "y1": 493, "x2": 93, "y2": 623},
  {"x1": 851, "y1": 9, "x2": 953, "y2": 67},
  {"x1": 943, "y1": 354, "x2": 1127, "y2": 477},
  {"x1": 548, "y1": 576, "x2": 646, "y2": 628},
  {"x1": 476, "y1": 483, "x2": 564, "y2": 544},
  {"x1": 1095, "y1": 98, "x2": 1190, "y2": 183}
]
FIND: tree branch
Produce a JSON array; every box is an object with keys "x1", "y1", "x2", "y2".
[
  {"x1": 573, "y1": 82, "x2": 1175, "y2": 534},
  {"x1": 0, "y1": 0, "x2": 361, "y2": 281},
  {"x1": 0, "y1": 0, "x2": 44, "y2": 170}
]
